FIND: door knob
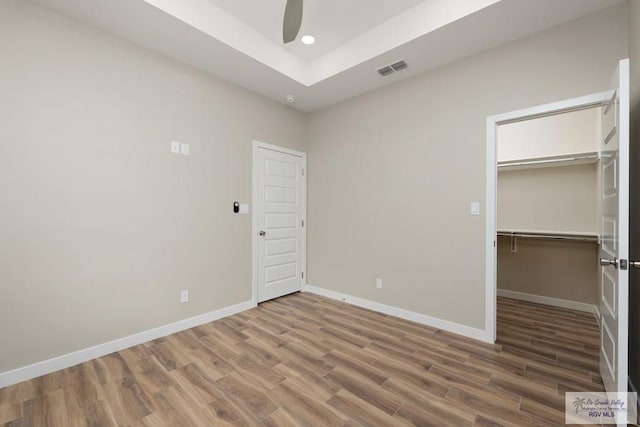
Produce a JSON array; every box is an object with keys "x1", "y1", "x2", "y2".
[
  {"x1": 600, "y1": 257, "x2": 618, "y2": 267},
  {"x1": 259, "y1": 230, "x2": 266, "y2": 236},
  {"x1": 630, "y1": 261, "x2": 640, "y2": 269}
]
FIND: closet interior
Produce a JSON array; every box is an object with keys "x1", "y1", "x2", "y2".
[{"x1": 497, "y1": 106, "x2": 602, "y2": 316}]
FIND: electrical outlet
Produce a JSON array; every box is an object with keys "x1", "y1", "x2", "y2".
[
  {"x1": 171, "y1": 141, "x2": 180, "y2": 154},
  {"x1": 181, "y1": 143, "x2": 190, "y2": 156},
  {"x1": 180, "y1": 290, "x2": 189, "y2": 303},
  {"x1": 376, "y1": 278, "x2": 383, "y2": 289}
]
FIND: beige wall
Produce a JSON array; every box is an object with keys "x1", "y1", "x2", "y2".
[
  {"x1": 498, "y1": 237, "x2": 598, "y2": 304},
  {"x1": 497, "y1": 164, "x2": 598, "y2": 233},
  {"x1": 497, "y1": 237, "x2": 598, "y2": 304},
  {"x1": 497, "y1": 107, "x2": 600, "y2": 162},
  {"x1": 307, "y1": 4, "x2": 628, "y2": 329},
  {"x1": 0, "y1": 0, "x2": 306, "y2": 372}
]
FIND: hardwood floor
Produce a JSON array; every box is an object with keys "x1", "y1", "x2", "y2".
[{"x1": 0, "y1": 294, "x2": 605, "y2": 426}]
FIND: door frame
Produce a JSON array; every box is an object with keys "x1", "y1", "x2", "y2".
[
  {"x1": 484, "y1": 91, "x2": 611, "y2": 342},
  {"x1": 252, "y1": 140, "x2": 307, "y2": 305}
]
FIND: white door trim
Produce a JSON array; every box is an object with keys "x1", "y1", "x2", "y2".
[
  {"x1": 252, "y1": 140, "x2": 307, "y2": 305},
  {"x1": 484, "y1": 91, "x2": 611, "y2": 342}
]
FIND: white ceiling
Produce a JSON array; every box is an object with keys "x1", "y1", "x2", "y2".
[
  {"x1": 205, "y1": 0, "x2": 425, "y2": 61},
  {"x1": 34, "y1": 0, "x2": 625, "y2": 112}
]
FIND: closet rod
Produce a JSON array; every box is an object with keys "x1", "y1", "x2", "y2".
[
  {"x1": 497, "y1": 154, "x2": 598, "y2": 168},
  {"x1": 496, "y1": 231, "x2": 599, "y2": 243}
]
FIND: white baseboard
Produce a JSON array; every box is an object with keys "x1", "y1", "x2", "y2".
[
  {"x1": 0, "y1": 300, "x2": 255, "y2": 389},
  {"x1": 304, "y1": 284, "x2": 491, "y2": 343},
  {"x1": 497, "y1": 289, "x2": 597, "y2": 315}
]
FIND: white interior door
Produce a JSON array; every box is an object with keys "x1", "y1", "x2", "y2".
[
  {"x1": 599, "y1": 59, "x2": 629, "y2": 397},
  {"x1": 255, "y1": 144, "x2": 305, "y2": 303}
]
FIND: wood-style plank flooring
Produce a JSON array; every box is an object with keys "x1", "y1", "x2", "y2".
[{"x1": 0, "y1": 294, "x2": 604, "y2": 426}]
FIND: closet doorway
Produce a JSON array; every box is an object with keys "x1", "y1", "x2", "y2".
[
  {"x1": 485, "y1": 56, "x2": 630, "y2": 401},
  {"x1": 494, "y1": 107, "x2": 604, "y2": 398},
  {"x1": 496, "y1": 107, "x2": 601, "y2": 316}
]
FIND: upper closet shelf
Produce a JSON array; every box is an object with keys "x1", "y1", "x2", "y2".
[{"x1": 497, "y1": 151, "x2": 599, "y2": 171}]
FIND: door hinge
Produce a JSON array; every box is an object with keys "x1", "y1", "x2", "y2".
[
  {"x1": 301, "y1": 272, "x2": 304, "y2": 279},
  {"x1": 302, "y1": 168, "x2": 305, "y2": 176},
  {"x1": 302, "y1": 220, "x2": 304, "y2": 227}
]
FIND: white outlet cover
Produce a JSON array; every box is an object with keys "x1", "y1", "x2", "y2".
[
  {"x1": 180, "y1": 290, "x2": 189, "y2": 303},
  {"x1": 376, "y1": 278, "x2": 383, "y2": 289},
  {"x1": 171, "y1": 141, "x2": 180, "y2": 154},
  {"x1": 180, "y1": 143, "x2": 190, "y2": 156}
]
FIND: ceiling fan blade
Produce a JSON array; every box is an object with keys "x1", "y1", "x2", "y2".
[{"x1": 283, "y1": 0, "x2": 303, "y2": 44}]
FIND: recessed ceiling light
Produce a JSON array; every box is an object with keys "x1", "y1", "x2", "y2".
[{"x1": 301, "y1": 35, "x2": 316, "y2": 45}]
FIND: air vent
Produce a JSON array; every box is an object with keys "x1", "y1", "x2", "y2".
[
  {"x1": 391, "y1": 60, "x2": 408, "y2": 71},
  {"x1": 377, "y1": 59, "x2": 408, "y2": 77},
  {"x1": 377, "y1": 66, "x2": 394, "y2": 77}
]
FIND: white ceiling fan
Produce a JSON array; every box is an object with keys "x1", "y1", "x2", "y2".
[{"x1": 282, "y1": 0, "x2": 303, "y2": 43}]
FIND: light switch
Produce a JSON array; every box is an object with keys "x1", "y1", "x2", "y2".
[
  {"x1": 170, "y1": 141, "x2": 180, "y2": 154},
  {"x1": 471, "y1": 202, "x2": 480, "y2": 215},
  {"x1": 239, "y1": 204, "x2": 249, "y2": 214},
  {"x1": 180, "y1": 143, "x2": 190, "y2": 156}
]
